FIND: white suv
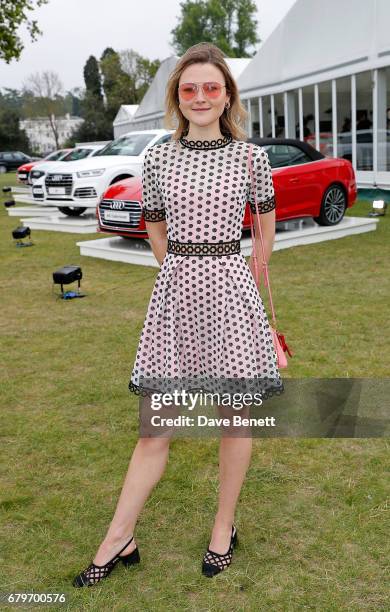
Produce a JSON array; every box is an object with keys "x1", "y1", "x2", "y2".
[
  {"x1": 28, "y1": 144, "x2": 106, "y2": 185},
  {"x1": 31, "y1": 129, "x2": 173, "y2": 216}
]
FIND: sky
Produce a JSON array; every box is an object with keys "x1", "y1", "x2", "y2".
[{"x1": 0, "y1": 0, "x2": 297, "y2": 92}]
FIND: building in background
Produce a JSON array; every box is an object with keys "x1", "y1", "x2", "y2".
[
  {"x1": 20, "y1": 113, "x2": 84, "y2": 154},
  {"x1": 113, "y1": 105, "x2": 139, "y2": 138}
]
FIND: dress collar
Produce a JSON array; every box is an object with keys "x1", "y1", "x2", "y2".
[{"x1": 179, "y1": 133, "x2": 233, "y2": 150}]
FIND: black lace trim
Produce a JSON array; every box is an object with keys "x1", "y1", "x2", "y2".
[
  {"x1": 129, "y1": 381, "x2": 156, "y2": 397},
  {"x1": 128, "y1": 380, "x2": 285, "y2": 401},
  {"x1": 179, "y1": 134, "x2": 233, "y2": 150},
  {"x1": 249, "y1": 195, "x2": 276, "y2": 214},
  {"x1": 143, "y1": 208, "x2": 166, "y2": 222},
  {"x1": 167, "y1": 238, "x2": 241, "y2": 256}
]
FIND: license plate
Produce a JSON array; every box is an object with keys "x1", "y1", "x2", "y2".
[
  {"x1": 104, "y1": 210, "x2": 130, "y2": 222},
  {"x1": 19, "y1": 173, "x2": 27, "y2": 178},
  {"x1": 48, "y1": 187, "x2": 66, "y2": 195}
]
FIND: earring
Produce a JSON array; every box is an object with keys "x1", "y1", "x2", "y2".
[{"x1": 225, "y1": 102, "x2": 230, "y2": 110}]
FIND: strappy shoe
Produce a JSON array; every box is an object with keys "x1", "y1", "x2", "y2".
[
  {"x1": 202, "y1": 524, "x2": 238, "y2": 577},
  {"x1": 72, "y1": 535, "x2": 140, "y2": 588}
]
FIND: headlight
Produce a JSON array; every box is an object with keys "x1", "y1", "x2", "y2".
[{"x1": 76, "y1": 168, "x2": 106, "y2": 178}]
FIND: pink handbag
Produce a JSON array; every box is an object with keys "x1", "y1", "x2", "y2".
[{"x1": 247, "y1": 143, "x2": 293, "y2": 369}]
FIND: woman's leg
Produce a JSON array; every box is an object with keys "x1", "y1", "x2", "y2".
[
  {"x1": 92, "y1": 436, "x2": 171, "y2": 564},
  {"x1": 208, "y1": 404, "x2": 253, "y2": 553}
]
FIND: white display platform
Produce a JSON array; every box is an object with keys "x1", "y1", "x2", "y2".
[
  {"x1": 7, "y1": 205, "x2": 57, "y2": 217},
  {"x1": 11, "y1": 186, "x2": 35, "y2": 205},
  {"x1": 14, "y1": 195, "x2": 36, "y2": 205},
  {"x1": 20, "y1": 212, "x2": 97, "y2": 233},
  {"x1": 271, "y1": 215, "x2": 378, "y2": 250},
  {"x1": 76, "y1": 236, "x2": 157, "y2": 266},
  {"x1": 76, "y1": 216, "x2": 378, "y2": 268}
]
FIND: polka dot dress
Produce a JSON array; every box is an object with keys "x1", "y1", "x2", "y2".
[{"x1": 128, "y1": 137, "x2": 285, "y2": 401}]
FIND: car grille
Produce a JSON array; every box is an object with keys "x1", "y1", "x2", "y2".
[
  {"x1": 99, "y1": 199, "x2": 143, "y2": 228},
  {"x1": 74, "y1": 187, "x2": 97, "y2": 198},
  {"x1": 45, "y1": 173, "x2": 73, "y2": 195}
]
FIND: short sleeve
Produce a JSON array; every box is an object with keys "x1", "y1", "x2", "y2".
[
  {"x1": 247, "y1": 145, "x2": 276, "y2": 214},
  {"x1": 141, "y1": 146, "x2": 166, "y2": 222}
]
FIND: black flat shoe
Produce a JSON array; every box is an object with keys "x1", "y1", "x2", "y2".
[
  {"x1": 72, "y1": 535, "x2": 140, "y2": 588},
  {"x1": 202, "y1": 524, "x2": 238, "y2": 577}
]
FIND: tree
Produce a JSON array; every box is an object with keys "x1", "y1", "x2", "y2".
[
  {"x1": 64, "y1": 94, "x2": 112, "y2": 145},
  {"x1": 234, "y1": 0, "x2": 260, "y2": 56},
  {"x1": 171, "y1": 0, "x2": 260, "y2": 57},
  {"x1": 100, "y1": 47, "x2": 118, "y2": 104},
  {"x1": 84, "y1": 56, "x2": 103, "y2": 103},
  {"x1": 100, "y1": 48, "x2": 133, "y2": 121},
  {"x1": 64, "y1": 88, "x2": 83, "y2": 117},
  {"x1": 23, "y1": 71, "x2": 65, "y2": 148},
  {"x1": 66, "y1": 48, "x2": 162, "y2": 144},
  {"x1": 0, "y1": 0, "x2": 49, "y2": 63},
  {"x1": 64, "y1": 56, "x2": 110, "y2": 144},
  {"x1": 0, "y1": 108, "x2": 30, "y2": 151},
  {"x1": 0, "y1": 87, "x2": 27, "y2": 113},
  {"x1": 119, "y1": 50, "x2": 161, "y2": 102}
]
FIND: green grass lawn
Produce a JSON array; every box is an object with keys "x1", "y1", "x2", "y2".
[{"x1": 1, "y1": 172, "x2": 389, "y2": 611}]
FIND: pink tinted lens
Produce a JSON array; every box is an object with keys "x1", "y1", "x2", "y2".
[
  {"x1": 179, "y1": 83, "x2": 197, "y2": 99},
  {"x1": 179, "y1": 82, "x2": 224, "y2": 100},
  {"x1": 203, "y1": 82, "x2": 223, "y2": 97}
]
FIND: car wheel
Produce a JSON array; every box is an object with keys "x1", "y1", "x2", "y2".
[
  {"x1": 313, "y1": 184, "x2": 347, "y2": 226},
  {"x1": 58, "y1": 206, "x2": 87, "y2": 216},
  {"x1": 0, "y1": 165, "x2": 7, "y2": 174}
]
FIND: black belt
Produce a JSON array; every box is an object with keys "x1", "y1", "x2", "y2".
[{"x1": 167, "y1": 239, "x2": 241, "y2": 256}]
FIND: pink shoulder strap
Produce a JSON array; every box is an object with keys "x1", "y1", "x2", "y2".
[{"x1": 247, "y1": 143, "x2": 277, "y2": 326}]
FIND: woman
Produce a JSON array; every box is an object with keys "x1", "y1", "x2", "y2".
[{"x1": 73, "y1": 42, "x2": 284, "y2": 588}]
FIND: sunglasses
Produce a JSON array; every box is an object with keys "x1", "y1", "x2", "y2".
[{"x1": 178, "y1": 81, "x2": 227, "y2": 101}]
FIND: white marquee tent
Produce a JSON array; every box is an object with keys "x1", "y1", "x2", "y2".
[
  {"x1": 237, "y1": 0, "x2": 390, "y2": 189},
  {"x1": 113, "y1": 105, "x2": 139, "y2": 138}
]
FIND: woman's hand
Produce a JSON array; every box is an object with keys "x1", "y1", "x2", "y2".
[{"x1": 249, "y1": 209, "x2": 276, "y2": 287}]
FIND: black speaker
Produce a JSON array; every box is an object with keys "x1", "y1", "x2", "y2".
[
  {"x1": 52, "y1": 265, "x2": 82, "y2": 293},
  {"x1": 12, "y1": 226, "x2": 30, "y2": 239}
]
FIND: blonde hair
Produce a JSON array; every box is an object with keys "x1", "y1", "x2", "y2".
[{"x1": 163, "y1": 42, "x2": 249, "y2": 142}]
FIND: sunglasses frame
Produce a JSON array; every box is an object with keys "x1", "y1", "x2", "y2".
[{"x1": 178, "y1": 81, "x2": 228, "y2": 100}]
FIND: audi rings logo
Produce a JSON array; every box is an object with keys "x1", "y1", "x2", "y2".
[
  {"x1": 110, "y1": 201, "x2": 126, "y2": 210},
  {"x1": 52, "y1": 175, "x2": 63, "y2": 181}
]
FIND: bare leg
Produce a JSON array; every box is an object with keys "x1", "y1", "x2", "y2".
[
  {"x1": 93, "y1": 436, "x2": 171, "y2": 564},
  {"x1": 208, "y1": 434, "x2": 253, "y2": 553}
]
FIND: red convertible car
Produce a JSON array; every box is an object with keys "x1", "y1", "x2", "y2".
[
  {"x1": 96, "y1": 137, "x2": 357, "y2": 239},
  {"x1": 17, "y1": 148, "x2": 72, "y2": 184}
]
